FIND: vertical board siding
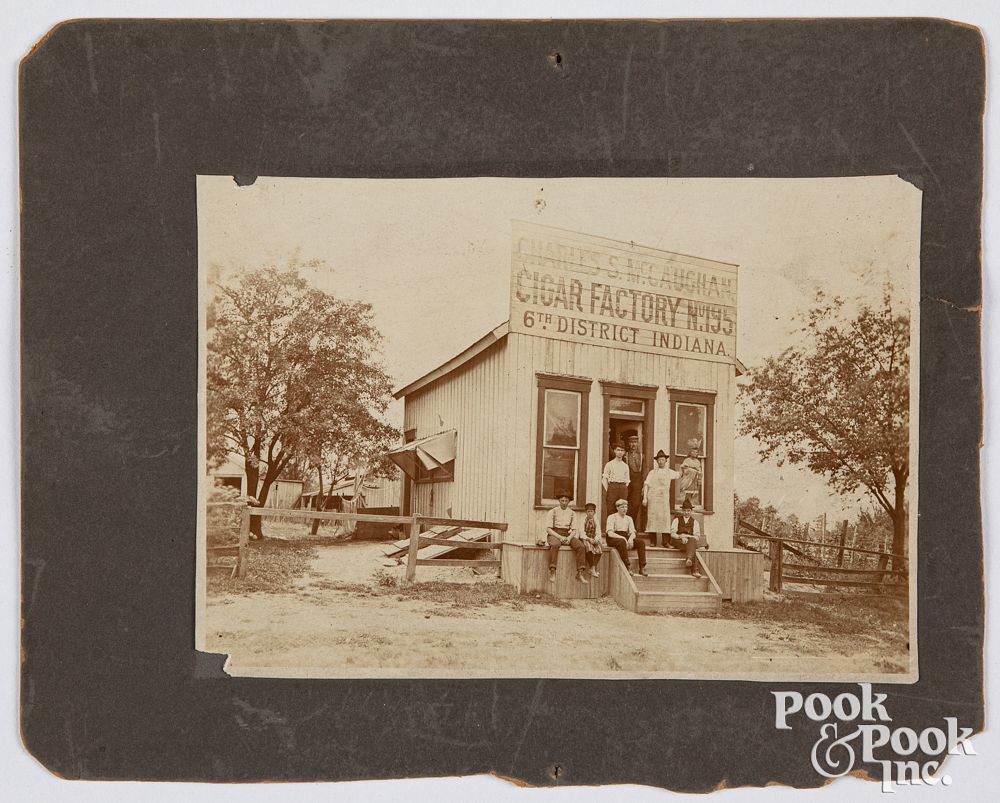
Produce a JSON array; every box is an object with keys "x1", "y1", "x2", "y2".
[
  {"x1": 700, "y1": 550, "x2": 766, "y2": 602},
  {"x1": 507, "y1": 331, "x2": 736, "y2": 546},
  {"x1": 401, "y1": 331, "x2": 737, "y2": 547},
  {"x1": 362, "y1": 477, "x2": 401, "y2": 510},
  {"x1": 402, "y1": 340, "x2": 509, "y2": 523}
]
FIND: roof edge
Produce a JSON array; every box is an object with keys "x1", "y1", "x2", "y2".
[{"x1": 393, "y1": 321, "x2": 509, "y2": 399}]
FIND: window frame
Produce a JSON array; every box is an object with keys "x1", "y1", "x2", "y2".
[
  {"x1": 534, "y1": 374, "x2": 591, "y2": 509},
  {"x1": 668, "y1": 389, "x2": 715, "y2": 512},
  {"x1": 413, "y1": 458, "x2": 455, "y2": 484}
]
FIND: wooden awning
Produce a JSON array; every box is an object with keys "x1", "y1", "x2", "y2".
[{"x1": 388, "y1": 430, "x2": 457, "y2": 479}]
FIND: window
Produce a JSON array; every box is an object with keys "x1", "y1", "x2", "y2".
[
  {"x1": 669, "y1": 390, "x2": 715, "y2": 512},
  {"x1": 535, "y1": 374, "x2": 590, "y2": 507},
  {"x1": 415, "y1": 459, "x2": 455, "y2": 483}
]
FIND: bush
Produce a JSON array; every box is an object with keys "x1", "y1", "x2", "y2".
[{"x1": 206, "y1": 484, "x2": 253, "y2": 548}]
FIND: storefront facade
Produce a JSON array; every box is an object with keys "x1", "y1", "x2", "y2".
[{"x1": 392, "y1": 223, "x2": 739, "y2": 549}]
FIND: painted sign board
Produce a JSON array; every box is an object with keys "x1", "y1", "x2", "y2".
[{"x1": 509, "y1": 221, "x2": 738, "y2": 364}]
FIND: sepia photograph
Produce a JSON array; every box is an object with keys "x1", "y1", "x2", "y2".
[{"x1": 196, "y1": 175, "x2": 919, "y2": 680}]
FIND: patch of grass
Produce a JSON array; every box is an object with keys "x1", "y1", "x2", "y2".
[
  {"x1": 207, "y1": 539, "x2": 317, "y2": 594},
  {"x1": 308, "y1": 578, "x2": 372, "y2": 595},
  {"x1": 607, "y1": 656, "x2": 623, "y2": 670},
  {"x1": 388, "y1": 581, "x2": 573, "y2": 610},
  {"x1": 393, "y1": 581, "x2": 518, "y2": 607},
  {"x1": 667, "y1": 593, "x2": 909, "y2": 644},
  {"x1": 373, "y1": 569, "x2": 399, "y2": 589}
]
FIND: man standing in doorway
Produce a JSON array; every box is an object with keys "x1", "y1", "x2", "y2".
[
  {"x1": 602, "y1": 443, "x2": 630, "y2": 517},
  {"x1": 625, "y1": 431, "x2": 645, "y2": 528}
]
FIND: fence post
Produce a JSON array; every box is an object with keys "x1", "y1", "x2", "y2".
[
  {"x1": 769, "y1": 539, "x2": 784, "y2": 592},
  {"x1": 237, "y1": 504, "x2": 250, "y2": 578},
  {"x1": 405, "y1": 516, "x2": 421, "y2": 582},
  {"x1": 837, "y1": 520, "x2": 848, "y2": 567}
]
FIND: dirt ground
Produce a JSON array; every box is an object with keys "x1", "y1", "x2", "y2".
[{"x1": 203, "y1": 541, "x2": 912, "y2": 680}]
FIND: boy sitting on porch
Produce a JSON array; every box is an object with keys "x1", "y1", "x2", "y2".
[
  {"x1": 670, "y1": 498, "x2": 704, "y2": 579},
  {"x1": 581, "y1": 502, "x2": 604, "y2": 578},
  {"x1": 544, "y1": 491, "x2": 589, "y2": 585}
]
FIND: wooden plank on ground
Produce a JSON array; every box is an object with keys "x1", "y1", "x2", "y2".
[
  {"x1": 418, "y1": 536, "x2": 501, "y2": 549},
  {"x1": 416, "y1": 559, "x2": 501, "y2": 568},
  {"x1": 382, "y1": 526, "x2": 459, "y2": 557},
  {"x1": 385, "y1": 527, "x2": 493, "y2": 560}
]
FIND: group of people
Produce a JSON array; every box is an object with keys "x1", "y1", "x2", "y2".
[{"x1": 541, "y1": 443, "x2": 705, "y2": 585}]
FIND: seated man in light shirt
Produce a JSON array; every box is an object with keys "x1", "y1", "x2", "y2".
[
  {"x1": 601, "y1": 444, "x2": 630, "y2": 517},
  {"x1": 605, "y1": 498, "x2": 648, "y2": 576},
  {"x1": 543, "y1": 491, "x2": 589, "y2": 585},
  {"x1": 670, "y1": 497, "x2": 704, "y2": 578}
]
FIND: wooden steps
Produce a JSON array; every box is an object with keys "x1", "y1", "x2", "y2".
[
  {"x1": 633, "y1": 575, "x2": 711, "y2": 593},
  {"x1": 612, "y1": 548, "x2": 723, "y2": 613}
]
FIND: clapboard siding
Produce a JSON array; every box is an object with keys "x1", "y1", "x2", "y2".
[
  {"x1": 363, "y1": 477, "x2": 401, "y2": 510},
  {"x1": 400, "y1": 330, "x2": 736, "y2": 547},
  {"x1": 506, "y1": 331, "x2": 735, "y2": 547},
  {"x1": 700, "y1": 549, "x2": 767, "y2": 602},
  {"x1": 403, "y1": 339, "x2": 509, "y2": 522}
]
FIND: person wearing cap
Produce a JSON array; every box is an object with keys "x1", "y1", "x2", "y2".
[
  {"x1": 643, "y1": 449, "x2": 681, "y2": 547},
  {"x1": 543, "y1": 490, "x2": 589, "y2": 585},
  {"x1": 580, "y1": 502, "x2": 604, "y2": 578},
  {"x1": 601, "y1": 444, "x2": 630, "y2": 517},
  {"x1": 624, "y1": 431, "x2": 644, "y2": 524},
  {"x1": 670, "y1": 498, "x2": 704, "y2": 578},
  {"x1": 605, "y1": 498, "x2": 648, "y2": 576}
]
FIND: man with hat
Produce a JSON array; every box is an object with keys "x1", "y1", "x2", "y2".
[
  {"x1": 624, "y1": 430, "x2": 645, "y2": 526},
  {"x1": 543, "y1": 489, "x2": 589, "y2": 585},
  {"x1": 669, "y1": 498, "x2": 704, "y2": 578}
]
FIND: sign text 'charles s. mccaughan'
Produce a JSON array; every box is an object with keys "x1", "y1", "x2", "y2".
[{"x1": 508, "y1": 224, "x2": 738, "y2": 363}]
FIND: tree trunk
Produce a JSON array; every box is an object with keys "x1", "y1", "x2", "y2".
[
  {"x1": 245, "y1": 462, "x2": 263, "y2": 538},
  {"x1": 310, "y1": 464, "x2": 324, "y2": 536},
  {"x1": 252, "y1": 470, "x2": 281, "y2": 538},
  {"x1": 891, "y1": 471, "x2": 908, "y2": 576}
]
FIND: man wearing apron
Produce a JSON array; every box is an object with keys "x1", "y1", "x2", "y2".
[
  {"x1": 605, "y1": 498, "x2": 648, "y2": 576},
  {"x1": 544, "y1": 491, "x2": 589, "y2": 585}
]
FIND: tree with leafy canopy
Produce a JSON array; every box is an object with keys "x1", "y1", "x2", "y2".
[
  {"x1": 739, "y1": 286, "x2": 909, "y2": 573},
  {"x1": 207, "y1": 264, "x2": 399, "y2": 537}
]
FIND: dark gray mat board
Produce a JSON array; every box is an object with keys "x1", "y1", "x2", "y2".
[{"x1": 20, "y1": 19, "x2": 983, "y2": 788}]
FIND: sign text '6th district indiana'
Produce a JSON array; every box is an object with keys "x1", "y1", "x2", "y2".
[{"x1": 508, "y1": 222, "x2": 738, "y2": 365}]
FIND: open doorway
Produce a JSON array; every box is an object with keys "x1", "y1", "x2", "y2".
[{"x1": 602, "y1": 391, "x2": 655, "y2": 529}]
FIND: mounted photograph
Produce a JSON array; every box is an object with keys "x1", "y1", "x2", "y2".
[{"x1": 196, "y1": 176, "x2": 919, "y2": 680}]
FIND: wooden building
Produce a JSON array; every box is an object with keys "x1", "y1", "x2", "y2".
[
  {"x1": 209, "y1": 453, "x2": 303, "y2": 509},
  {"x1": 391, "y1": 222, "x2": 741, "y2": 550}
]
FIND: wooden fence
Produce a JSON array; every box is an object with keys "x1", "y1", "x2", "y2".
[
  {"x1": 207, "y1": 502, "x2": 506, "y2": 581},
  {"x1": 736, "y1": 519, "x2": 907, "y2": 596}
]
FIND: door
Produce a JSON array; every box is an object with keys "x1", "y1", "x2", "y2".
[{"x1": 603, "y1": 395, "x2": 648, "y2": 526}]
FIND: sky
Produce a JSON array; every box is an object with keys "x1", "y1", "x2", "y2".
[{"x1": 197, "y1": 175, "x2": 921, "y2": 522}]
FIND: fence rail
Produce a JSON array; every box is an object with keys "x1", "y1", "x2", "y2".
[
  {"x1": 208, "y1": 502, "x2": 507, "y2": 581},
  {"x1": 736, "y1": 519, "x2": 907, "y2": 595}
]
